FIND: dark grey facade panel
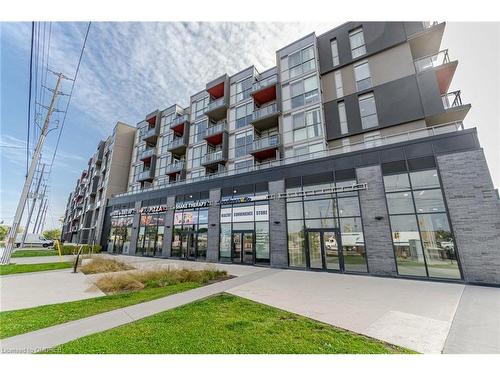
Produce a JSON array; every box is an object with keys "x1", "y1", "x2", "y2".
[
  {"x1": 403, "y1": 22, "x2": 425, "y2": 38},
  {"x1": 416, "y1": 70, "x2": 445, "y2": 117},
  {"x1": 373, "y1": 74, "x2": 424, "y2": 127},
  {"x1": 324, "y1": 75, "x2": 425, "y2": 141},
  {"x1": 317, "y1": 22, "x2": 408, "y2": 75}
]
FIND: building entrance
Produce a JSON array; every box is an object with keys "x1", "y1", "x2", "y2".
[
  {"x1": 232, "y1": 230, "x2": 254, "y2": 264},
  {"x1": 306, "y1": 229, "x2": 343, "y2": 271}
]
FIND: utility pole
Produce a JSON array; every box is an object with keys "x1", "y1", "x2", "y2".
[
  {"x1": 33, "y1": 184, "x2": 47, "y2": 233},
  {"x1": 1, "y1": 73, "x2": 63, "y2": 264},
  {"x1": 20, "y1": 163, "x2": 46, "y2": 247},
  {"x1": 39, "y1": 200, "x2": 49, "y2": 233}
]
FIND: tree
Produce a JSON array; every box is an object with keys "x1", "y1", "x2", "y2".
[
  {"x1": 43, "y1": 228, "x2": 62, "y2": 240},
  {"x1": 0, "y1": 225, "x2": 8, "y2": 242}
]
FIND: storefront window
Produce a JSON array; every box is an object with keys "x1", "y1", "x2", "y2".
[
  {"x1": 137, "y1": 211, "x2": 165, "y2": 257},
  {"x1": 287, "y1": 220, "x2": 306, "y2": 267},
  {"x1": 107, "y1": 213, "x2": 133, "y2": 254},
  {"x1": 219, "y1": 224, "x2": 232, "y2": 259},
  {"x1": 285, "y1": 174, "x2": 367, "y2": 273},
  {"x1": 172, "y1": 205, "x2": 209, "y2": 260},
  {"x1": 383, "y1": 168, "x2": 461, "y2": 280}
]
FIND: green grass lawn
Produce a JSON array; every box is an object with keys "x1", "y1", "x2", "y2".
[
  {"x1": 12, "y1": 249, "x2": 58, "y2": 258},
  {"x1": 0, "y1": 262, "x2": 73, "y2": 276},
  {"x1": 0, "y1": 282, "x2": 200, "y2": 339},
  {"x1": 46, "y1": 294, "x2": 414, "y2": 354}
]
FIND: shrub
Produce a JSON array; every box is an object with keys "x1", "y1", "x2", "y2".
[
  {"x1": 79, "y1": 257, "x2": 134, "y2": 274},
  {"x1": 57, "y1": 244, "x2": 102, "y2": 255},
  {"x1": 95, "y1": 267, "x2": 229, "y2": 293}
]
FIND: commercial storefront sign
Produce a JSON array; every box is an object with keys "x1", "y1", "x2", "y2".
[
  {"x1": 140, "y1": 205, "x2": 168, "y2": 214},
  {"x1": 110, "y1": 208, "x2": 136, "y2": 216},
  {"x1": 174, "y1": 201, "x2": 210, "y2": 210},
  {"x1": 220, "y1": 204, "x2": 269, "y2": 223},
  {"x1": 219, "y1": 194, "x2": 269, "y2": 205}
]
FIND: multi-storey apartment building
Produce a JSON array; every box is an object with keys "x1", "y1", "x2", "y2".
[
  {"x1": 66, "y1": 22, "x2": 500, "y2": 286},
  {"x1": 62, "y1": 122, "x2": 135, "y2": 245}
]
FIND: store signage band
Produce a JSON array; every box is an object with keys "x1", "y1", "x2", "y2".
[
  {"x1": 110, "y1": 208, "x2": 136, "y2": 216},
  {"x1": 140, "y1": 205, "x2": 168, "y2": 214}
]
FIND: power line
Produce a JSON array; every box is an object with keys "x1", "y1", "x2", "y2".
[
  {"x1": 26, "y1": 22, "x2": 35, "y2": 177},
  {"x1": 48, "y1": 22, "x2": 92, "y2": 171}
]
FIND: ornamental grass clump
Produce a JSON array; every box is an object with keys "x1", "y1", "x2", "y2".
[
  {"x1": 95, "y1": 267, "x2": 228, "y2": 294},
  {"x1": 79, "y1": 257, "x2": 134, "y2": 275}
]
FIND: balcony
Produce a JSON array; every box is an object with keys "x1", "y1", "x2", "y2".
[
  {"x1": 250, "y1": 135, "x2": 280, "y2": 160},
  {"x1": 170, "y1": 114, "x2": 190, "y2": 134},
  {"x1": 407, "y1": 22, "x2": 445, "y2": 59},
  {"x1": 428, "y1": 91, "x2": 471, "y2": 126},
  {"x1": 167, "y1": 137, "x2": 188, "y2": 155},
  {"x1": 204, "y1": 121, "x2": 227, "y2": 145},
  {"x1": 201, "y1": 150, "x2": 227, "y2": 168},
  {"x1": 204, "y1": 97, "x2": 228, "y2": 121},
  {"x1": 414, "y1": 49, "x2": 457, "y2": 94},
  {"x1": 251, "y1": 75, "x2": 278, "y2": 105},
  {"x1": 137, "y1": 168, "x2": 154, "y2": 182},
  {"x1": 251, "y1": 103, "x2": 280, "y2": 131},
  {"x1": 142, "y1": 126, "x2": 160, "y2": 143},
  {"x1": 139, "y1": 148, "x2": 156, "y2": 161},
  {"x1": 165, "y1": 160, "x2": 185, "y2": 176}
]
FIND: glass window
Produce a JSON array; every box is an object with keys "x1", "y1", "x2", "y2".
[
  {"x1": 235, "y1": 102, "x2": 253, "y2": 129},
  {"x1": 292, "y1": 112, "x2": 305, "y2": 129},
  {"x1": 219, "y1": 224, "x2": 232, "y2": 258},
  {"x1": 338, "y1": 102, "x2": 348, "y2": 134},
  {"x1": 389, "y1": 214, "x2": 426, "y2": 277},
  {"x1": 305, "y1": 218, "x2": 337, "y2": 229},
  {"x1": 337, "y1": 197, "x2": 360, "y2": 217},
  {"x1": 414, "y1": 189, "x2": 446, "y2": 213},
  {"x1": 358, "y1": 93, "x2": 378, "y2": 129},
  {"x1": 354, "y1": 60, "x2": 372, "y2": 91},
  {"x1": 418, "y1": 213, "x2": 460, "y2": 279},
  {"x1": 331, "y1": 39, "x2": 339, "y2": 66},
  {"x1": 235, "y1": 130, "x2": 253, "y2": 158},
  {"x1": 286, "y1": 202, "x2": 304, "y2": 219},
  {"x1": 287, "y1": 220, "x2": 305, "y2": 267},
  {"x1": 349, "y1": 27, "x2": 366, "y2": 58},
  {"x1": 335, "y1": 71, "x2": 343, "y2": 97},
  {"x1": 383, "y1": 173, "x2": 411, "y2": 192},
  {"x1": 255, "y1": 222, "x2": 270, "y2": 261},
  {"x1": 410, "y1": 169, "x2": 440, "y2": 190},
  {"x1": 304, "y1": 199, "x2": 336, "y2": 219},
  {"x1": 386, "y1": 191, "x2": 415, "y2": 214},
  {"x1": 340, "y1": 217, "x2": 367, "y2": 272}
]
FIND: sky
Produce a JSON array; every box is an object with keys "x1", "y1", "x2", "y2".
[{"x1": 1, "y1": 22, "x2": 499, "y2": 229}]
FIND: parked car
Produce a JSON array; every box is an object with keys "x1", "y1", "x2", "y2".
[{"x1": 15, "y1": 234, "x2": 54, "y2": 248}]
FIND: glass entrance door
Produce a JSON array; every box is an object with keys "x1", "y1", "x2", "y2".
[
  {"x1": 232, "y1": 231, "x2": 254, "y2": 264},
  {"x1": 181, "y1": 231, "x2": 196, "y2": 259},
  {"x1": 306, "y1": 229, "x2": 342, "y2": 271}
]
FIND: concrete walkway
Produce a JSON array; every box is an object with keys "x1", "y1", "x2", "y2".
[
  {"x1": 1, "y1": 254, "x2": 498, "y2": 354},
  {"x1": 11, "y1": 255, "x2": 76, "y2": 265},
  {"x1": 0, "y1": 269, "x2": 105, "y2": 311},
  {"x1": 0, "y1": 268, "x2": 278, "y2": 354}
]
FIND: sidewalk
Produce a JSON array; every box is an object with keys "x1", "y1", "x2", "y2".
[
  {"x1": 0, "y1": 268, "x2": 278, "y2": 353},
  {"x1": 11, "y1": 255, "x2": 75, "y2": 265}
]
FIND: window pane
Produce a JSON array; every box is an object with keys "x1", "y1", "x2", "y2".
[
  {"x1": 305, "y1": 218, "x2": 337, "y2": 229},
  {"x1": 349, "y1": 28, "x2": 365, "y2": 49},
  {"x1": 288, "y1": 51, "x2": 301, "y2": 68},
  {"x1": 414, "y1": 189, "x2": 446, "y2": 213},
  {"x1": 386, "y1": 191, "x2": 415, "y2": 214},
  {"x1": 291, "y1": 95, "x2": 304, "y2": 109},
  {"x1": 410, "y1": 169, "x2": 440, "y2": 190},
  {"x1": 255, "y1": 221, "x2": 270, "y2": 261},
  {"x1": 304, "y1": 199, "x2": 336, "y2": 219},
  {"x1": 290, "y1": 81, "x2": 303, "y2": 97},
  {"x1": 302, "y1": 46, "x2": 314, "y2": 61},
  {"x1": 286, "y1": 202, "x2": 303, "y2": 219},
  {"x1": 287, "y1": 220, "x2": 305, "y2": 267},
  {"x1": 304, "y1": 76, "x2": 317, "y2": 92},
  {"x1": 359, "y1": 94, "x2": 377, "y2": 116},
  {"x1": 292, "y1": 112, "x2": 305, "y2": 129},
  {"x1": 384, "y1": 173, "x2": 410, "y2": 192},
  {"x1": 335, "y1": 71, "x2": 343, "y2": 97},
  {"x1": 390, "y1": 215, "x2": 426, "y2": 277},
  {"x1": 418, "y1": 213, "x2": 461, "y2": 279},
  {"x1": 219, "y1": 224, "x2": 232, "y2": 258},
  {"x1": 337, "y1": 197, "x2": 360, "y2": 216},
  {"x1": 354, "y1": 62, "x2": 370, "y2": 81},
  {"x1": 340, "y1": 217, "x2": 367, "y2": 272},
  {"x1": 338, "y1": 102, "x2": 348, "y2": 134},
  {"x1": 361, "y1": 114, "x2": 378, "y2": 129},
  {"x1": 331, "y1": 39, "x2": 339, "y2": 66},
  {"x1": 293, "y1": 127, "x2": 307, "y2": 142}
]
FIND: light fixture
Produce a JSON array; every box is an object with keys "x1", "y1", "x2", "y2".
[
  {"x1": 273, "y1": 220, "x2": 280, "y2": 225},
  {"x1": 233, "y1": 190, "x2": 237, "y2": 194},
  {"x1": 375, "y1": 216, "x2": 384, "y2": 221}
]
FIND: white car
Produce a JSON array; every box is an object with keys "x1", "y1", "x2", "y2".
[{"x1": 15, "y1": 234, "x2": 54, "y2": 248}]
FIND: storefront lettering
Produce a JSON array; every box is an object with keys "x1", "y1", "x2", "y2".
[
  {"x1": 140, "y1": 205, "x2": 168, "y2": 214},
  {"x1": 174, "y1": 201, "x2": 210, "y2": 210}
]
